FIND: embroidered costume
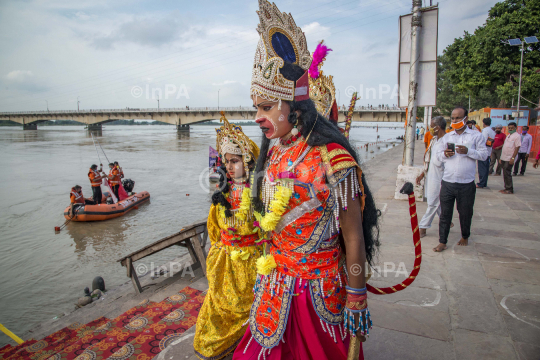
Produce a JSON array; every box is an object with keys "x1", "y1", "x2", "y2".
[
  {"x1": 233, "y1": 2, "x2": 369, "y2": 358},
  {"x1": 193, "y1": 115, "x2": 263, "y2": 360}
]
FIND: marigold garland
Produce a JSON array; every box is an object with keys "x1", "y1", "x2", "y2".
[
  {"x1": 235, "y1": 187, "x2": 252, "y2": 222},
  {"x1": 258, "y1": 185, "x2": 292, "y2": 232},
  {"x1": 256, "y1": 254, "x2": 277, "y2": 275}
]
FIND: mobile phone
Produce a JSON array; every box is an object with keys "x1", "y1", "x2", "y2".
[{"x1": 447, "y1": 143, "x2": 455, "y2": 152}]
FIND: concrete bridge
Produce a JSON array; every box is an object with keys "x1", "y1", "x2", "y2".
[{"x1": 0, "y1": 107, "x2": 405, "y2": 130}]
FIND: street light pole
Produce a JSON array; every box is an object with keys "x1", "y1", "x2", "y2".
[
  {"x1": 45, "y1": 100, "x2": 49, "y2": 112},
  {"x1": 404, "y1": 0, "x2": 422, "y2": 166},
  {"x1": 77, "y1": 96, "x2": 80, "y2": 112},
  {"x1": 218, "y1": 89, "x2": 220, "y2": 110},
  {"x1": 157, "y1": 95, "x2": 160, "y2": 110},
  {"x1": 517, "y1": 41, "x2": 524, "y2": 117}
]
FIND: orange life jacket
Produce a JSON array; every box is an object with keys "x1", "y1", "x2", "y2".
[
  {"x1": 109, "y1": 168, "x2": 120, "y2": 185},
  {"x1": 70, "y1": 188, "x2": 84, "y2": 204},
  {"x1": 88, "y1": 168, "x2": 102, "y2": 187}
]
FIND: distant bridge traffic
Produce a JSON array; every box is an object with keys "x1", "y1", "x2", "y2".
[{"x1": 0, "y1": 106, "x2": 405, "y2": 130}]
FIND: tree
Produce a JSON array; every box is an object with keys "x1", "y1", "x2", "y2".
[{"x1": 435, "y1": 0, "x2": 540, "y2": 115}]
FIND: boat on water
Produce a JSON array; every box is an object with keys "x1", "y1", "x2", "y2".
[{"x1": 63, "y1": 191, "x2": 150, "y2": 222}]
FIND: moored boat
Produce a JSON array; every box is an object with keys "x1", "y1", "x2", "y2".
[{"x1": 63, "y1": 191, "x2": 150, "y2": 222}]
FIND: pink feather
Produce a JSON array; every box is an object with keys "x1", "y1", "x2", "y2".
[{"x1": 309, "y1": 42, "x2": 332, "y2": 79}]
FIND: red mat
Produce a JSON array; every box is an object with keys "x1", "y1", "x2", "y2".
[{"x1": 77, "y1": 287, "x2": 204, "y2": 360}]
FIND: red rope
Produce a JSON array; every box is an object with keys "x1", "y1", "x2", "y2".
[{"x1": 367, "y1": 193, "x2": 422, "y2": 294}]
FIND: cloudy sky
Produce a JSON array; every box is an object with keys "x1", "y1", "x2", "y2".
[{"x1": 0, "y1": 0, "x2": 498, "y2": 112}]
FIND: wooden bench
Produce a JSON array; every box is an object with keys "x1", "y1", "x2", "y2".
[{"x1": 117, "y1": 219, "x2": 208, "y2": 293}]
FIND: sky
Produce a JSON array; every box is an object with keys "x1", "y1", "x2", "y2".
[{"x1": 0, "y1": 0, "x2": 499, "y2": 112}]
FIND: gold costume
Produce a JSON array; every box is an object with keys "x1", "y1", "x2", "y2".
[{"x1": 194, "y1": 115, "x2": 262, "y2": 360}]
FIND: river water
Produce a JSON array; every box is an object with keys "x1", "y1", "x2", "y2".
[{"x1": 0, "y1": 123, "x2": 404, "y2": 345}]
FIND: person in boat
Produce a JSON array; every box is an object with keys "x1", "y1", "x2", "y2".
[
  {"x1": 114, "y1": 161, "x2": 124, "y2": 179},
  {"x1": 193, "y1": 114, "x2": 263, "y2": 360},
  {"x1": 232, "y1": 2, "x2": 380, "y2": 359},
  {"x1": 88, "y1": 164, "x2": 104, "y2": 204},
  {"x1": 105, "y1": 162, "x2": 121, "y2": 199},
  {"x1": 70, "y1": 185, "x2": 95, "y2": 215}
]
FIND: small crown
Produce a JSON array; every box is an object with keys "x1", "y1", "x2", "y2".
[
  {"x1": 216, "y1": 113, "x2": 259, "y2": 174},
  {"x1": 309, "y1": 41, "x2": 336, "y2": 119},
  {"x1": 250, "y1": 0, "x2": 312, "y2": 105}
]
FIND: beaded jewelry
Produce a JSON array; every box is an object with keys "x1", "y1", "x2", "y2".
[{"x1": 343, "y1": 286, "x2": 373, "y2": 337}]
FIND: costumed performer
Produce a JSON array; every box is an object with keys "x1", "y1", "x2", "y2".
[
  {"x1": 232, "y1": 1, "x2": 380, "y2": 359},
  {"x1": 194, "y1": 113, "x2": 264, "y2": 360}
]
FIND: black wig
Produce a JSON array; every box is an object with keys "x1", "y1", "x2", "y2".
[
  {"x1": 252, "y1": 62, "x2": 381, "y2": 266},
  {"x1": 212, "y1": 157, "x2": 255, "y2": 218}
]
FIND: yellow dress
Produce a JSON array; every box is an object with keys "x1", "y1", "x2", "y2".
[{"x1": 194, "y1": 184, "x2": 263, "y2": 360}]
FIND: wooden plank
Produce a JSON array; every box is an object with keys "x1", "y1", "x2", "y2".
[
  {"x1": 117, "y1": 219, "x2": 207, "y2": 263},
  {"x1": 200, "y1": 226, "x2": 208, "y2": 248},
  {"x1": 191, "y1": 236, "x2": 207, "y2": 276},
  {"x1": 197, "y1": 233, "x2": 207, "y2": 258},
  {"x1": 126, "y1": 257, "x2": 132, "y2": 278},
  {"x1": 184, "y1": 240, "x2": 199, "y2": 266},
  {"x1": 129, "y1": 261, "x2": 143, "y2": 294}
]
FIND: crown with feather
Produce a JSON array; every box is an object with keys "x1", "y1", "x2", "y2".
[
  {"x1": 215, "y1": 112, "x2": 259, "y2": 175},
  {"x1": 308, "y1": 41, "x2": 338, "y2": 121},
  {"x1": 250, "y1": 0, "x2": 312, "y2": 109}
]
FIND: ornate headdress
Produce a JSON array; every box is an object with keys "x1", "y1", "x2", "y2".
[
  {"x1": 250, "y1": 0, "x2": 312, "y2": 109},
  {"x1": 309, "y1": 41, "x2": 338, "y2": 121},
  {"x1": 215, "y1": 112, "x2": 259, "y2": 174}
]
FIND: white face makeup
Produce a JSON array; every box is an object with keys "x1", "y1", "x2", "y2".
[{"x1": 253, "y1": 96, "x2": 294, "y2": 139}]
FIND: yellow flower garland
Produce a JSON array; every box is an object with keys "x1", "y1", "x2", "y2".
[
  {"x1": 256, "y1": 254, "x2": 277, "y2": 275},
  {"x1": 259, "y1": 185, "x2": 292, "y2": 232},
  {"x1": 235, "y1": 187, "x2": 252, "y2": 222}
]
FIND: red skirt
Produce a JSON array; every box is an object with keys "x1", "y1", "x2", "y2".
[{"x1": 232, "y1": 278, "x2": 364, "y2": 360}]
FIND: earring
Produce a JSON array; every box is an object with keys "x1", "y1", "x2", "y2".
[{"x1": 291, "y1": 118, "x2": 299, "y2": 136}]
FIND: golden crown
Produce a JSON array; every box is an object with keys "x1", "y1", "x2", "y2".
[
  {"x1": 250, "y1": 0, "x2": 312, "y2": 108},
  {"x1": 309, "y1": 41, "x2": 336, "y2": 119},
  {"x1": 215, "y1": 112, "x2": 259, "y2": 174}
]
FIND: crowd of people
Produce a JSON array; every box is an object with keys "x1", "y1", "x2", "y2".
[{"x1": 416, "y1": 106, "x2": 534, "y2": 252}]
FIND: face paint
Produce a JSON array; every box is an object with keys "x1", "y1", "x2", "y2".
[
  {"x1": 278, "y1": 114, "x2": 285, "y2": 122},
  {"x1": 253, "y1": 95, "x2": 294, "y2": 139}
]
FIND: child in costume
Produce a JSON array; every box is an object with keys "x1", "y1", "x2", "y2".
[
  {"x1": 232, "y1": 1, "x2": 381, "y2": 359},
  {"x1": 194, "y1": 114, "x2": 263, "y2": 360}
]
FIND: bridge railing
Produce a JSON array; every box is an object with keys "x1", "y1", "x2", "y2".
[{"x1": 0, "y1": 106, "x2": 403, "y2": 116}]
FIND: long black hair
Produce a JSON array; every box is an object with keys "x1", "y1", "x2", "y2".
[{"x1": 252, "y1": 61, "x2": 380, "y2": 266}]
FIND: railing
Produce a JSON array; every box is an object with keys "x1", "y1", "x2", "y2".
[{"x1": 0, "y1": 106, "x2": 404, "y2": 116}]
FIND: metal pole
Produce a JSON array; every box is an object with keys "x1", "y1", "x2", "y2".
[
  {"x1": 404, "y1": 0, "x2": 422, "y2": 166},
  {"x1": 218, "y1": 89, "x2": 220, "y2": 110},
  {"x1": 77, "y1": 96, "x2": 80, "y2": 112},
  {"x1": 517, "y1": 41, "x2": 524, "y2": 119}
]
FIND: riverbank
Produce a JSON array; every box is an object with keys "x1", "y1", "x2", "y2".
[{"x1": 3, "y1": 143, "x2": 539, "y2": 359}]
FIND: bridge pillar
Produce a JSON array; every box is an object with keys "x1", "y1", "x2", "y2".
[
  {"x1": 87, "y1": 123, "x2": 102, "y2": 131},
  {"x1": 177, "y1": 124, "x2": 190, "y2": 132},
  {"x1": 23, "y1": 123, "x2": 37, "y2": 130}
]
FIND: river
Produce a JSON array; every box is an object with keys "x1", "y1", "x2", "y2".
[{"x1": 0, "y1": 123, "x2": 405, "y2": 345}]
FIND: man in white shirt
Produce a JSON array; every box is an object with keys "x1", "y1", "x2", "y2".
[
  {"x1": 435, "y1": 107, "x2": 489, "y2": 252},
  {"x1": 477, "y1": 117, "x2": 496, "y2": 188},
  {"x1": 416, "y1": 116, "x2": 452, "y2": 238},
  {"x1": 500, "y1": 122, "x2": 521, "y2": 194}
]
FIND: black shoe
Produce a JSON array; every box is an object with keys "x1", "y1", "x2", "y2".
[
  {"x1": 518, "y1": 173, "x2": 524, "y2": 176},
  {"x1": 513, "y1": 173, "x2": 517, "y2": 176}
]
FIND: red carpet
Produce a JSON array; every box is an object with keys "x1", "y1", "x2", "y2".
[{"x1": 0, "y1": 287, "x2": 205, "y2": 360}]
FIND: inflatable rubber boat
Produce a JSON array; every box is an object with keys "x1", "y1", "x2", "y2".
[{"x1": 63, "y1": 191, "x2": 150, "y2": 222}]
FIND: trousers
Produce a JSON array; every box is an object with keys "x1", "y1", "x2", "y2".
[
  {"x1": 513, "y1": 153, "x2": 528, "y2": 175},
  {"x1": 477, "y1": 157, "x2": 491, "y2": 187},
  {"x1": 501, "y1": 160, "x2": 513, "y2": 191},
  {"x1": 489, "y1": 148, "x2": 502, "y2": 174},
  {"x1": 439, "y1": 181, "x2": 476, "y2": 244},
  {"x1": 92, "y1": 186, "x2": 102, "y2": 204}
]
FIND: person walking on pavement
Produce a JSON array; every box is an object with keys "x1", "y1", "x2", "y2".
[
  {"x1": 500, "y1": 122, "x2": 521, "y2": 194},
  {"x1": 88, "y1": 164, "x2": 104, "y2": 204},
  {"x1": 435, "y1": 106, "x2": 488, "y2": 252},
  {"x1": 513, "y1": 126, "x2": 532, "y2": 176},
  {"x1": 416, "y1": 127, "x2": 420, "y2": 140},
  {"x1": 416, "y1": 117, "x2": 453, "y2": 238},
  {"x1": 419, "y1": 126, "x2": 425, "y2": 140},
  {"x1": 477, "y1": 117, "x2": 496, "y2": 188},
  {"x1": 490, "y1": 125, "x2": 506, "y2": 175}
]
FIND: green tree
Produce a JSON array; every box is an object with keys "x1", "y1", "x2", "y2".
[{"x1": 436, "y1": 0, "x2": 540, "y2": 115}]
